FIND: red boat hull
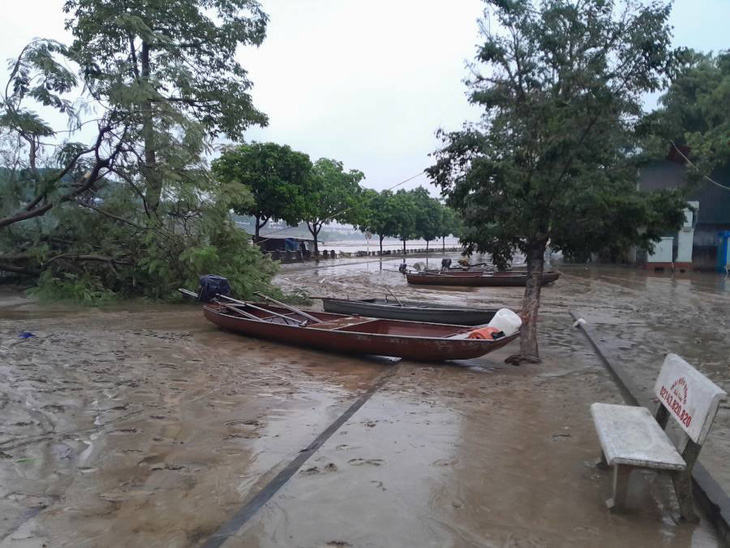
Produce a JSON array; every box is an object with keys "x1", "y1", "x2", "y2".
[
  {"x1": 406, "y1": 271, "x2": 560, "y2": 287},
  {"x1": 202, "y1": 304, "x2": 518, "y2": 361}
]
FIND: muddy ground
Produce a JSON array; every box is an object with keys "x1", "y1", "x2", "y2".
[{"x1": 0, "y1": 258, "x2": 726, "y2": 547}]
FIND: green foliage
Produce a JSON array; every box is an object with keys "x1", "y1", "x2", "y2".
[
  {"x1": 63, "y1": 0, "x2": 268, "y2": 139},
  {"x1": 212, "y1": 143, "x2": 313, "y2": 237},
  {"x1": 302, "y1": 158, "x2": 364, "y2": 254},
  {"x1": 439, "y1": 207, "x2": 462, "y2": 241},
  {"x1": 355, "y1": 187, "x2": 457, "y2": 252},
  {"x1": 357, "y1": 190, "x2": 402, "y2": 252},
  {"x1": 28, "y1": 271, "x2": 117, "y2": 305},
  {"x1": 428, "y1": 0, "x2": 687, "y2": 358},
  {"x1": 1, "y1": 0, "x2": 279, "y2": 301},
  {"x1": 140, "y1": 225, "x2": 278, "y2": 300},
  {"x1": 411, "y1": 187, "x2": 443, "y2": 244},
  {"x1": 641, "y1": 50, "x2": 730, "y2": 175},
  {"x1": 428, "y1": 0, "x2": 686, "y2": 268}
]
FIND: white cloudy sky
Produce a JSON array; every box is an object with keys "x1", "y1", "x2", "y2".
[{"x1": 2, "y1": 0, "x2": 729, "y2": 193}]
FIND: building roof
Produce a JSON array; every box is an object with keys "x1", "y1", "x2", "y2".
[{"x1": 638, "y1": 161, "x2": 730, "y2": 225}]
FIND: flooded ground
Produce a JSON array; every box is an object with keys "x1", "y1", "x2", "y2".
[
  {"x1": 278, "y1": 258, "x2": 730, "y2": 492},
  {"x1": 0, "y1": 259, "x2": 726, "y2": 547}
]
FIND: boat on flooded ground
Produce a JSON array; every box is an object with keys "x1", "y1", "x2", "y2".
[
  {"x1": 406, "y1": 270, "x2": 561, "y2": 287},
  {"x1": 202, "y1": 297, "x2": 519, "y2": 361},
  {"x1": 321, "y1": 297, "x2": 499, "y2": 325}
]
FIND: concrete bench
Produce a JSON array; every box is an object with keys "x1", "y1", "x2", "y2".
[{"x1": 591, "y1": 353, "x2": 726, "y2": 520}]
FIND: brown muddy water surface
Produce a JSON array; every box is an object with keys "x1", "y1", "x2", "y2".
[{"x1": 0, "y1": 259, "x2": 726, "y2": 547}]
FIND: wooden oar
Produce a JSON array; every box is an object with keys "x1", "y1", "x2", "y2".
[
  {"x1": 218, "y1": 294, "x2": 305, "y2": 326},
  {"x1": 220, "y1": 302, "x2": 262, "y2": 321},
  {"x1": 254, "y1": 292, "x2": 322, "y2": 324},
  {"x1": 178, "y1": 288, "x2": 198, "y2": 299},
  {"x1": 386, "y1": 287, "x2": 404, "y2": 307}
]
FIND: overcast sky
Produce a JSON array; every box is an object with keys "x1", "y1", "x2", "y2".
[{"x1": 2, "y1": 0, "x2": 729, "y2": 193}]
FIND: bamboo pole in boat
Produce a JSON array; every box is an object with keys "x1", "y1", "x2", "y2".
[
  {"x1": 220, "y1": 303, "x2": 262, "y2": 321},
  {"x1": 386, "y1": 287, "x2": 404, "y2": 307},
  {"x1": 253, "y1": 292, "x2": 321, "y2": 324},
  {"x1": 218, "y1": 295, "x2": 305, "y2": 325}
]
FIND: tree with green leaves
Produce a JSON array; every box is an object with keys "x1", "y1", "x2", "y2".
[
  {"x1": 641, "y1": 50, "x2": 730, "y2": 175},
  {"x1": 428, "y1": 0, "x2": 687, "y2": 364},
  {"x1": 357, "y1": 190, "x2": 401, "y2": 255},
  {"x1": 63, "y1": 0, "x2": 268, "y2": 216},
  {"x1": 393, "y1": 189, "x2": 420, "y2": 256},
  {"x1": 301, "y1": 158, "x2": 364, "y2": 256},
  {"x1": 1, "y1": 1, "x2": 280, "y2": 300},
  {"x1": 212, "y1": 143, "x2": 313, "y2": 239},
  {"x1": 439, "y1": 207, "x2": 461, "y2": 252},
  {"x1": 411, "y1": 187, "x2": 444, "y2": 255}
]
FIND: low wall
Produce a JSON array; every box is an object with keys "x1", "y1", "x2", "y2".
[{"x1": 265, "y1": 247, "x2": 463, "y2": 263}]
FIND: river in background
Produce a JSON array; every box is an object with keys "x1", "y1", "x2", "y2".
[{"x1": 318, "y1": 236, "x2": 461, "y2": 254}]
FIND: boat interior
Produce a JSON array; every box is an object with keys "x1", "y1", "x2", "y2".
[
  {"x1": 212, "y1": 302, "x2": 471, "y2": 337},
  {"x1": 425, "y1": 271, "x2": 484, "y2": 277},
  {"x1": 336, "y1": 298, "x2": 454, "y2": 309}
]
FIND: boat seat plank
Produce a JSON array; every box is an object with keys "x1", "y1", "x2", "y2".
[{"x1": 313, "y1": 317, "x2": 379, "y2": 330}]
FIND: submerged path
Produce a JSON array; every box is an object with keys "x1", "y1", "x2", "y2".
[{"x1": 201, "y1": 364, "x2": 402, "y2": 548}]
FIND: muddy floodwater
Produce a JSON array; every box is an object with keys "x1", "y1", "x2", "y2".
[{"x1": 0, "y1": 258, "x2": 727, "y2": 547}]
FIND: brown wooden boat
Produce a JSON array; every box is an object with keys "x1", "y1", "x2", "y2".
[
  {"x1": 406, "y1": 271, "x2": 560, "y2": 287},
  {"x1": 202, "y1": 301, "x2": 519, "y2": 361},
  {"x1": 321, "y1": 297, "x2": 498, "y2": 325}
]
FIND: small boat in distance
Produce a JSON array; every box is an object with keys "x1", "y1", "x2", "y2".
[
  {"x1": 321, "y1": 297, "x2": 498, "y2": 325},
  {"x1": 406, "y1": 271, "x2": 561, "y2": 287},
  {"x1": 201, "y1": 298, "x2": 518, "y2": 361}
]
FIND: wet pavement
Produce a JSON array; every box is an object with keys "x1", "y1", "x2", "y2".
[{"x1": 0, "y1": 260, "x2": 727, "y2": 547}]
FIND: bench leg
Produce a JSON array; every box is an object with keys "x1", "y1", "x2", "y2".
[
  {"x1": 606, "y1": 465, "x2": 631, "y2": 511},
  {"x1": 595, "y1": 451, "x2": 609, "y2": 470},
  {"x1": 672, "y1": 471, "x2": 698, "y2": 523}
]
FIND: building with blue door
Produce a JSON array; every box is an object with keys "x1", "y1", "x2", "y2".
[
  {"x1": 718, "y1": 231, "x2": 730, "y2": 273},
  {"x1": 638, "y1": 149, "x2": 730, "y2": 272}
]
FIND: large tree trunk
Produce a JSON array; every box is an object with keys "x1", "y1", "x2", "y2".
[
  {"x1": 379, "y1": 235, "x2": 384, "y2": 255},
  {"x1": 402, "y1": 238, "x2": 406, "y2": 256},
  {"x1": 140, "y1": 41, "x2": 162, "y2": 217},
  {"x1": 507, "y1": 241, "x2": 546, "y2": 365},
  {"x1": 442, "y1": 236, "x2": 445, "y2": 252},
  {"x1": 308, "y1": 223, "x2": 320, "y2": 257}
]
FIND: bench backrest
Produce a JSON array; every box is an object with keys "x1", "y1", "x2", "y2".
[{"x1": 654, "y1": 354, "x2": 727, "y2": 445}]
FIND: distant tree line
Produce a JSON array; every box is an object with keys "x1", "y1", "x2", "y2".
[
  {"x1": 357, "y1": 188, "x2": 461, "y2": 255},
  {"x1": 212, "y1": 142, "x2": 461, "y2": 257},
  {"x1": 2, "y1": 0, "x2": 723, "y2": 317}
]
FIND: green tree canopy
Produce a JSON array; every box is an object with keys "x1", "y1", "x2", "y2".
[
  {"x1": 212, "y1": 143, "x2": 313, "y2": 238},
  {"x1": 302, "y1": 158, "x2": 364, "y2": 256},
  {"x1": 411, "y1": 187, "x2": 444, "y2": 252},
  {"x1": 63, "y1": 0, "x2": 269, "y2": 214},
  {"x1": 436, "y1": 205, "x2": 462, "y2": 251},
  {"x1": 357, "y1": 189, "x2": 401, "y2": 254},
  {"x1": 428, "y1": 0, "x2": 687, "y2": 363},
  {"x1": 641, "y1": 50, "x2": 730, "y2": 175},
  {"x1": 0, "y1": 1, "x2": 280, "y2": 300},
  {"x1": 392, "y1": 189, "x2": 420, "y2": 255}
]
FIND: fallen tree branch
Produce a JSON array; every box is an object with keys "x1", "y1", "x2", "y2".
[
  {"x1": 44, "y1": 253, "x2": 134, "y2": 266},
  {"x1": 75, "y1": 201, "x2": 147, "y2": 231},
  {"x1": 0, "y1": 125, "x2": 126, "y2": 230},
  {"x1": 0, "y1": 262, "x2": 40, "y2": 276}
]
